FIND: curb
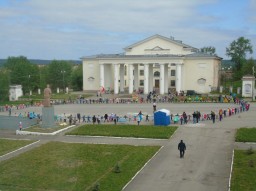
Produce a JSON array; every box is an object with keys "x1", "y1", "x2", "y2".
[
  {"x1": 228, "y1": 149, "x2": 234, "y2": 191},
  {"x1": 16, "y1": 125, "x2": 76, "y2": 136}
]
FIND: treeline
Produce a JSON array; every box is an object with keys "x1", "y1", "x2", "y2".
[{"x1": 0, "y1": 56, "x2": 83, "y2": 101}]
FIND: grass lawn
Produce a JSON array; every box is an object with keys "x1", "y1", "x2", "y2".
[
  {"x1": 231, "y1": 150, "x2": 256, "y2": 191},
  {"x1": 0, "y1": 139, "x2": 35, "y2": 156},
  {"x1": 0, "y1": 142, "x2": 160, "y2": 191},
  {"x1": 66, "y1": 124, "x2": 177, "y2": 139},
  {"x1": 20, "y1": 93, "x2": 93, "y2": 100},
  {"x1": 235, "y1": 128, "x2": 256, "y2": 142},
  {"x1": 24, "y1": 124, "x2": 69, "y2": 133}
]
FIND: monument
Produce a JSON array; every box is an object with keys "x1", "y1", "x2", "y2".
[
  {"x1": 42, "y1": 85, "x2": 55, "y2": 128},
  {"x1": 242, "y1": 75, "x2": 255, "y2": 101}
]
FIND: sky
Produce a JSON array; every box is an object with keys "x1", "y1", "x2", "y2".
[{"x1": 0, "y1": 0, "x2": 255, "y2": 60}]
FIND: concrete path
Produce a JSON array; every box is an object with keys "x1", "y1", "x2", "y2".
[
  {"x1": 0, "y1": 102, "x2": 255, "y2": 191},
  {"x1": 123, "y1": 104, "x2": 256, "y2": 191}
]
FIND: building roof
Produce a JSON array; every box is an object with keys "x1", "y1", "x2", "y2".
[
  {"x1": 124, "y1": 34, "x2": 198, "y2": 51},
  {"x1": 185, "y1": 52, "x2": 222, "y2": 60},
  {"x1": 81, "y1": 34, "x2": 224, "y2": 60},
  {"x1": 81, "y1": 52, "x2": 222, "y2": 60}
]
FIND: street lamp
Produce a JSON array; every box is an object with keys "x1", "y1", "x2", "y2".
[
  {"x1": 61, "y1": 70, "x2": 66, "y2": 92},
  {"x1": 28, "y1": 75, "x2": 31, "y2": 99}
]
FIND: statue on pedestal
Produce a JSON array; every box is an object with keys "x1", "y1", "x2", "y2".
[{"x1": 43, "y1": 84, "x2": 52, "y2": 107}]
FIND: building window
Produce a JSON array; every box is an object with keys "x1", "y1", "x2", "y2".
[
  {"x1": 154, "y1": 71, "x2": 160, "y2": 77},
  {"x1": 140, "y1": 80, "x2": 144, "y2": 86},
  {"x1": 198, "y1": 63, "x2": 206, "y2": 68},
  {"x1": 125, "y1": 80, "x2": 126, "y2": 86},
  {"x1": 171, "y1": 80, "x2": 175, "y2": 86},
  {"x1": 197, "y1": 78, "x2": 206, "y2": 85},
  {"x1": 171, "y1": 70, "x2": 175, "y2": 76},
  {"x1": 125, "y1": 66, "x2": 127, "y2": 76},
  {"x1": 140, "y1": 70, "x2": 144, "y2": 76}
]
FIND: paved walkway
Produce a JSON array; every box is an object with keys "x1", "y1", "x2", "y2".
[{"x1": 0, "y1": 102, "x2": 255, "y2": 191}]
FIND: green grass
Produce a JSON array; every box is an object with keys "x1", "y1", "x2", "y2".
[
  {"x1": 0, "y1": 142, "x2": 160, "y2": 191},
  {"x1": 231, "y1": 150, "x2": 256, "y2": 191},
  {"x1": 66, "y1": 124, "x2": 177, "y2": 139},
  {"x1": 24, "y1": 124, "x2": 69, "y2": 133},
  {"x1": 0, "y1": 101, "x2": 30, "y2": 106},
  {"x1": 20, "y1": 93, "x2": 93, "y2": 100},
  {"x1": 0, "y1": 139, "x2": 35, "y2": 156},
  {"x1": 235, "y1": 128, "x2": 256, "y2": 142}
]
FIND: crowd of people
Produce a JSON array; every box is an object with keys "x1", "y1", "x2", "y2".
[
  {"x1": 0, "y1": 93, "x2": 241, "y2": 114},
  {"x1": 1, "y1": 93, "x2": 251, "y2": 127},
  {"x1": 171, "y1": 100, "x2": 250, "y2": 125}
]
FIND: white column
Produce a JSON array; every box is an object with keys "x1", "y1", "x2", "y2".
[
  {"x1": 160, "y1": 64, "x2": 165, "y2": 95},
  {"x1": 144, "y1": 64, "x2": 149, "y2": 94},
  {"x1": 149, "y1": 64, "x2": 153, "y2": 92},
  {"x1": 120, "y1": 64, "x2": 125, "y2": 93},
  {"x1": 100, "y1": 64, "x2": 105, "y2": 88},
  {"x1": 129, "y1": 64, "x2": 134, "y2": 94},
  {"x1": 164, "y1": 64, "x2": 169, "y2": 93},
  {"x1": 134, "y1": 64, "x2": 139, "y2": 91},
  {"x1": 176, "y1": 63, "x2": 183, "y2": 93},
  {"x1": 114, "y1": 64, "x2": 119, "y2": 94}
]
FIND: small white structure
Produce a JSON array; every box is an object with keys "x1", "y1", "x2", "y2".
[
  {"x1": 9, "y1": 85, "x2": 23, "y2": 101},
  {"x1": 242, "y1": 75, "x2": 255, "y2": 99}
]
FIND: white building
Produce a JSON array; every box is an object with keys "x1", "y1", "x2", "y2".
[
  {"x1": 9, "y1": 85, "x2": 23, "y2": 101},
  {"x1": 82, "y1": 34, "x2": 222, "y2": 95}
]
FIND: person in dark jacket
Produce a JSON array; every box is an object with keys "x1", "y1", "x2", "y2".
[
  {"x1": 92, "y1": 115, "x2": 96, "y2": 124},
  {"x1": 178, "y1": 140, "x2": 186, "y2": 158}
]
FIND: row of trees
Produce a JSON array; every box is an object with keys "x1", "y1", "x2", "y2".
[
  {"x1": 0, "y1": 37, "x2": 254, "y2": 101},
  {"x1": 201, "y1": 37, "x2": 255, "y2": 80},
  {"x1": 0, "y1": 56, "x2": 83, "y2": 101}
]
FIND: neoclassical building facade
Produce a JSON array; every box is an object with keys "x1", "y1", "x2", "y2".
[{"x1": 82, "y1": 34, "x2": 222, "y2": 95}]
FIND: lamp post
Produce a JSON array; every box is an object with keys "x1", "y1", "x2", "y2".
[
  {"x1": 28, "y1": 74, "x2": 31, "y2": 99},
  {"x1": 61, "y1": 70, "x2": 66, "y2": 92}
]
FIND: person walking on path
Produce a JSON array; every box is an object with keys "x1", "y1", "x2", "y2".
[{"x1": 178, "y1": 140, "x2": 186, "y2": 158}]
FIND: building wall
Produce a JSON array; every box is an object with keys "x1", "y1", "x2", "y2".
[
  {"x1": 183, "y1": 59, "x2": 215, "y2": 93},
  {"x1": 83, "y1": 60, "x2": 100, "y2": 91}
]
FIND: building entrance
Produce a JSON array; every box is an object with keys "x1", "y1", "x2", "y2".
[{"x1": 155, "y1": 79, "x2": 159, "y2": 88}]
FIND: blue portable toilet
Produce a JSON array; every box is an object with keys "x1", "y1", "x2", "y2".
[{"x1": 154, "y1": 109, "x2": 170, "y2": 126}]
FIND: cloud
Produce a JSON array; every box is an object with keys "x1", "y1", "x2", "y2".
[{"x1": 0, "y1": 0, "x2": 255, "y2": 59}]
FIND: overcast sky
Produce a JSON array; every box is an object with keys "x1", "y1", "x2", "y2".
[{"x1": 0, "y1": 0, "x2": 255, "y2": 60}]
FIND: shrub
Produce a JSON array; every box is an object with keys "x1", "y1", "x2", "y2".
[{"x1": 246, "y1": 147, "x2": 254, "y2": 155}]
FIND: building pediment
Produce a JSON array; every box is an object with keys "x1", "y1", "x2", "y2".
[{"x1": 124, "y1": 34, "x2": 198, "y2": 56}]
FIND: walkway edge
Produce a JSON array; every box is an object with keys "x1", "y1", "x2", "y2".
[
  {"x1": 0, "y1": 140, "x2": 41, "y2": 159},
  {"x1": 228, "y1": 149, "x2": 234, "y2": 191},
  {"x1": 16, "y1": 125, "x2": 76, "y2": 136}
]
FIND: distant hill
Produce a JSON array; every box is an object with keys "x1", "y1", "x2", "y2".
[{"x1": 0, "y1": 59, "x2": 81, "y2": 67}]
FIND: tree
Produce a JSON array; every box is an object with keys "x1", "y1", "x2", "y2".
[
  {"x1": 0, "y1": 68, "x2": 10, "y2": 101},
  {"x1": 242, "y1": 58, "x2": 256, "y2": 76},
  {"x1": 226, "y1": 37, "x2": 253, "y2": 75},
  {"x1": 4, "y1": 56, "x2": 40, "y2": 94},
  {"x1": 71, "y1": 64, "x2": 83, "y2": 91},
  {"x1": 46, "y1": 60, "x2": 72, "y2": 92},
  {"x1": 200, "y1": 46, "x2": 216, "y2": 55}
]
